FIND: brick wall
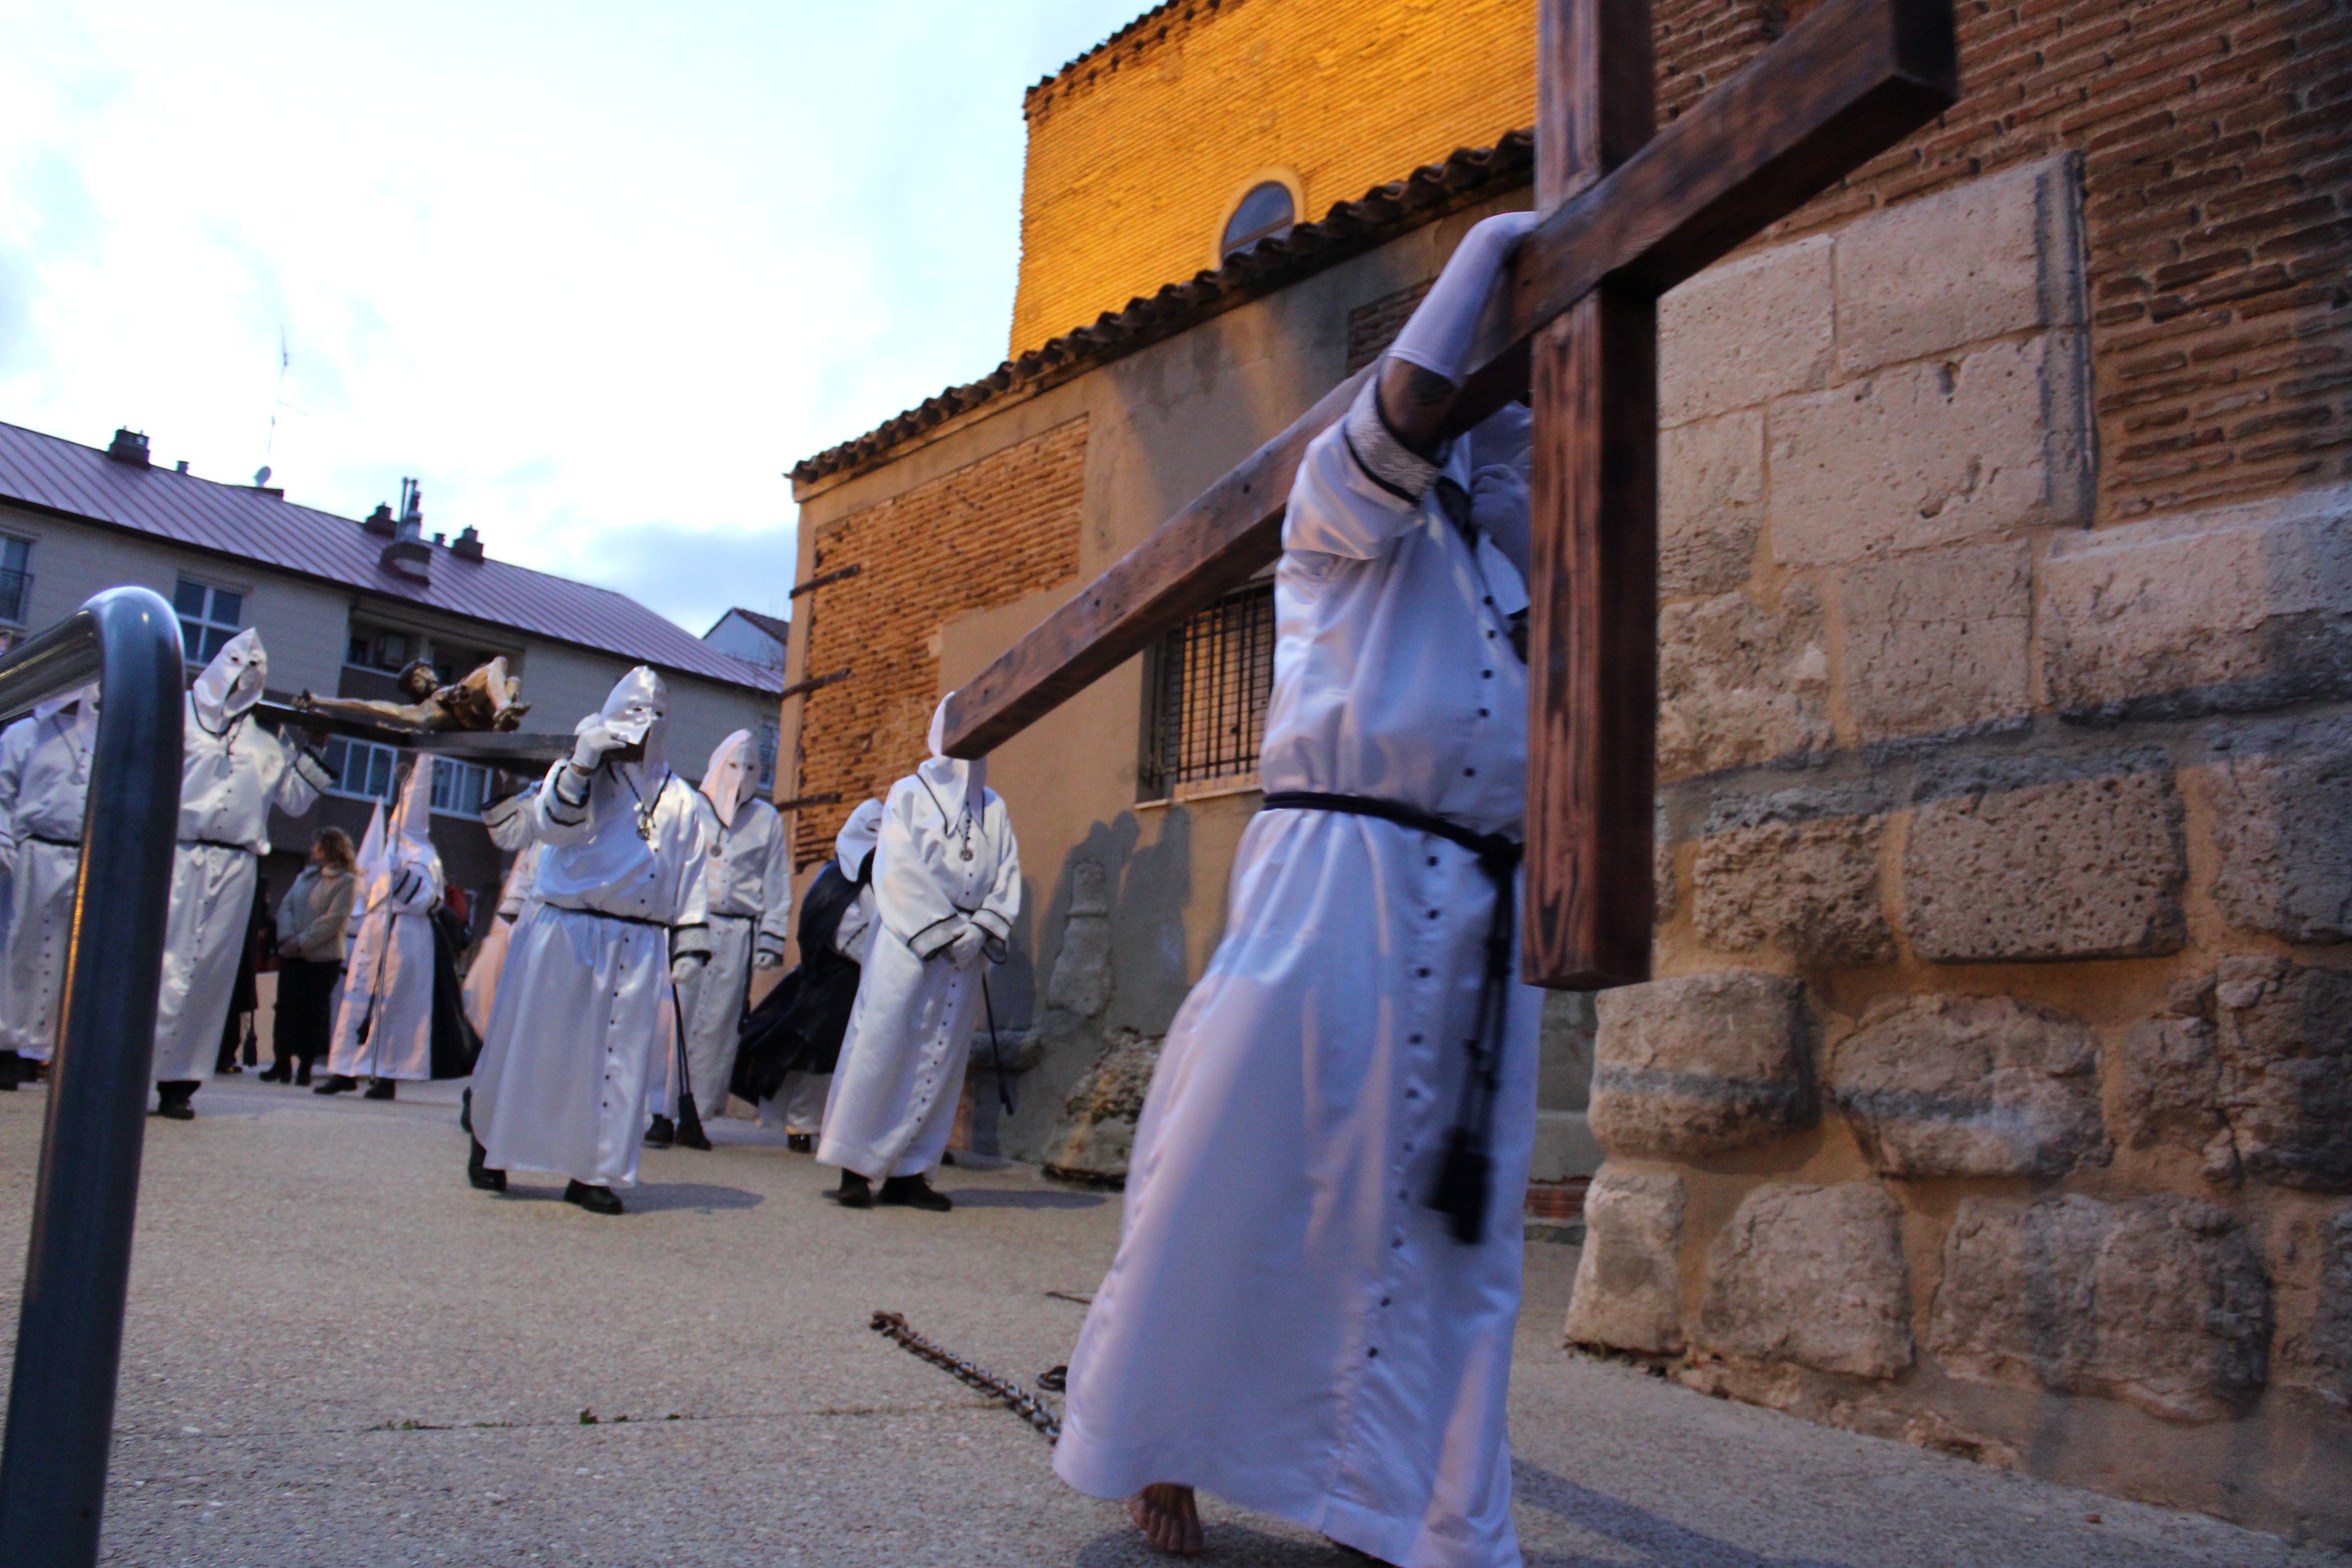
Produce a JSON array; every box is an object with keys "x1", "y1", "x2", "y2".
[
  {"x1": 1012, "y1": 0, "x2": 1538, "y2": 357},
  {"x1": 791, "y1": 418, "x2": 1088, "y2": 864}
]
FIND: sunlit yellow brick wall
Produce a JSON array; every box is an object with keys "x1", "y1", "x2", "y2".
[{"x1": 1010, "y1": 0, "x2": 1537, "y2": 357}]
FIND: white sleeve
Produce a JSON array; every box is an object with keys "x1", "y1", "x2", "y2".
[{"x1": 1281, "y1": 381, "x2": 1440, "y2": 562}]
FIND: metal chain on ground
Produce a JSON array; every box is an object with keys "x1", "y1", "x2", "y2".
[{"x1": 869, "y1": 1311, "x2": 1062, "y2": 1443}]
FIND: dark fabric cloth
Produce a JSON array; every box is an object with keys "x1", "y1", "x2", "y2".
[
  {"x1": 428, "y1": 906, "x2": 483, "y2": 1080},
  {"x1": 733, "y1": 859, "x2": 867, "y2": 1103},
  {"x1": 272, "y1": 956, "x2": 341, "y2": 1067},
  {"x1": 216, "y1": 878, "x2": 275, "y2": 1071}
]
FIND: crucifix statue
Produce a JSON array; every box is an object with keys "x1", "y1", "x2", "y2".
[{"x1": 940, "y1": 0, "x2": 1958, "y2": 990}]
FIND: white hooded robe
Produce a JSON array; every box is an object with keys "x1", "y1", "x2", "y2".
[
  {"x1": 818, "y1": 702, "x2": 1020, "y2": 1181},
  {"x1": 152, "y1": 631, "x2": 331, "y2": 1084},
  {"x1": 471, "y1": 668, "x2": 711, "y2": 1187},
  {"x1": 674, "y1": 729, "x2": 791, "y2": 1120},
  {"x1": 1052, "y1": 389, "x2": 1543, "y2": 1568},
  {"x1": 0, "y1": 687, "x2": 98, "y2": 1061},
  {"x1": 463, "y1": 785, "x2": 541, "y2": 1035},
  {"x1": 326, "y1": 756, "x2": 445, "y2": 1081}
]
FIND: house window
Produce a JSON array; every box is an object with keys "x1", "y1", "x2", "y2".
[
  {"x1": 0, "y1": 536, "x2": 31, "y2": 625},
  {"x1": 174, "y1": 579, "x2": 244, "y2": 664},
  {"x1": 1142, "y1": 581, "x2": 1277, "y2": 800},
  {"x1": 322, "y1": 736, "x2": 400, "y2": 802},
  {"x1": 1221, "y1": 181, "x2": 1296, "y2": 260},
  {"x1": 755, "y1": 719, "x2": 779, "y2": 793},
  {"x1": 346, "y1": 627, "x2": 416, "y2": 673},
  {"x1": 430, "y1": 757, "x2": 491, "y2": 818}
]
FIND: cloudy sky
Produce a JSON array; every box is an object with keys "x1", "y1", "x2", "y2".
[{"x1": 0, "y1": 0, "x2": 1147, "y2": 635}]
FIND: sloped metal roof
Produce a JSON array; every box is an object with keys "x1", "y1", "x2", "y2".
[{"x1": 0, "y1": 420, "x2": 784, "y2": 694}]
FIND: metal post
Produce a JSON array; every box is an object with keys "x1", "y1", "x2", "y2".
[{"x1": 0, "y1": 587, "x2": 186, "y2": 1566}]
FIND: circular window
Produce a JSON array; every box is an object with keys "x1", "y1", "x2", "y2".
[{"x1": 1220, "y1": 181, "x2": 1296, "y2": 260}]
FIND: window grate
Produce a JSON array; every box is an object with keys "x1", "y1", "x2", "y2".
[{"x1": 1144, "y1": 582, "x2": 1276, "y2": 799}]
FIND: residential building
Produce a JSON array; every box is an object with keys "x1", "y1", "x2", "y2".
[{"x1": 0, "y1": 418, "x2": 786, "y2": 927}]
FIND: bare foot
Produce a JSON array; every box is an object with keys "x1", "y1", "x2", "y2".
[{"x1": 1128, "y1": 1483, "x2": 1204, "y2": 1555}]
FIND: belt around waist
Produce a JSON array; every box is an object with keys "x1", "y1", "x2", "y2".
[
  {"x1": 26, "y1": 833, "x2": 81, "y2": 848},
  {"x1": 539, "y1": 902, "x2": 674, "y2": 932},
  {"x1": 181, "y1": 838, "x2": 260, "y2": 856}
]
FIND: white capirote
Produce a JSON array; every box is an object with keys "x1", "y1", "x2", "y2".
[
  {"x1": 152, "y1": 631, "x2": 331, "y2": 1084},
  {"x1": 471, "y1": 668, "x2": 711, "y2": 1187},
  {"x1": 326, "y1": 756, "x2": 445, "y2": 1081},
  {"x1": 818, "y1": 702, "x2": 1019, "y2": 1181},
  {"x1": 1053, "y1": 375, "x2": 1543, "y2": 1568},
  {"x1": 0, "y1": 686, "x2": 97, "y2": 1061}
]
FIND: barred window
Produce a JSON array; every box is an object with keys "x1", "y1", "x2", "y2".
[{"x1": 1142, "y1": 582, "x2": 1276, "y2": 800}]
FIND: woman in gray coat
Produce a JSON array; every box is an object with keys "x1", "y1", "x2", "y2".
[{"x1": 260, "y1": 828, "x2": 357, "y2": 1084}]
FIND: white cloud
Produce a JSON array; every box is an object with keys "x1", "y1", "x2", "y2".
[{"x1": 0, "y1": 0, "x2": 1147, "y2": 634}]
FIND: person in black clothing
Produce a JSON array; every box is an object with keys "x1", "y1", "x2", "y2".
[
  {"x1": 735, "y1": 800, "x2": 880, "y2": 1153},
  {"x1": 215, "y1": 874, "x2": 274, "y2": 1075},
  {"x1": 263, "y1": 828, "x2": 358, "y2": 1085}
]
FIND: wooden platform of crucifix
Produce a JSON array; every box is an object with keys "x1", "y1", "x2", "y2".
[{"x1": 939, "y1": 0, "x2": 1959, "y2": 990}]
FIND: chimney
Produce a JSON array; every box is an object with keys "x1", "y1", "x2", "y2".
[
  {"x1": 106, "y1": 428, "x2": 150, "y2": 466},
  {"x1": 380, "y1": 534, "x2": 432, "y2": 581},
  {"x1": 451, "y1": 525, "x2": 485, "y2": 561},
  {"x1": 175, "y1": 460, "x2": 189, "y2": 474},
  {"x1": 363, "y1": 503, "x2": 397, "y2": 537}
]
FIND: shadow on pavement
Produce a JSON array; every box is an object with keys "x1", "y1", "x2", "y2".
[
  {"x1": 1076, "y1": 1523, "x2": 1364, "y2": 1565},
  {"x1": 627, "y1": 1183, "x2": 765, "y2": 1213},
  {"x1": 946, "y1": 1188, "x2": 1109, "y2": 1209},
  {"x1": 1513, "y1": 1461, "x2": 1859, "y2": 1568}
]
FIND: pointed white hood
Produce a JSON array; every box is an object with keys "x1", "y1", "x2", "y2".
[
  {"x1": 354, "y1": 800, "x2": 387, "y2": 880},
  {"x1": 699, "y1": 729, "x2": 757, "y2": 828},
  {"x1": 834, "y1": 797, "x2": 883, "y2": 880},
  {"x1": 391, "y1": 755, "x2": 437, "y2": 866},
  {"x1": 918, "y1": 695, "x2": 986, "y2": 827},
  {"x1": 191, "y1": 627, "x2": 267, "y2": 733},
  {"x1": 584, "y1": 665, "x2": 670, "y2": 783}
]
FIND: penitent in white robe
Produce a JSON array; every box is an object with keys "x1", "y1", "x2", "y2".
[
  {"x1": 326, "y1": 859, "x2": 444, "y2": 1082},
  {"x1": 1054, "y1": 391, "x2": 1543, "y2": 1568},
  {"x1": 818, "y1": 762, "x2": 1019, "y2": 1181},
  {"x1": 152, "y1": 701, "x2": 329, "y2": 1084},
  {"x1": 472, "y1": 760, "x2": 710, "y2": 1187},
  {"x1": 675, "y1": 795, "x2": 790, "y2": 1119},
  {"x1": 462, "y1": 789, "x2": 541, "y2": 1036},
  {"x1": 0, "y1": 691, "x2": 96, "y2": 1061}
]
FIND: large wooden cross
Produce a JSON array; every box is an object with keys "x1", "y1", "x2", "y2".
[{"x1": 939, "y1": 0, "x2": 1957, "y2": 989}]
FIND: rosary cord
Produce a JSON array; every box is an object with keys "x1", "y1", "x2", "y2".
[{"x1": 868, "y1": 1311, "x2": 1062, "y2": 1443}]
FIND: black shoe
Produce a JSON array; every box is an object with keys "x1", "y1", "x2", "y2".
[
  {"x1": 786, "y1": 1133, "x2": 813, "y2": 1154},
  {"x1": 313, "y1": 1074, "x2": 358, "y2": 1096},
  {"x1": 675, "y1": 1108, "x2": 713, "y2": 1152},
  {"x1": 877, "y1": 1175, "x2": 952, "y2": 1212},
  {"x1": 294, "y1": 1062, "x2": 314, "y2": 1087},
  {"x1": 564, "y1": 1180, "x2": 623, "y2": 1215},
  {"x1": 155, "y1": 1083, "x2": 196, "y2": 1121},
  {"x1": 258, "y1": 1059, "x2": 291, "y2": 1083},
  {"x1": 643, "y1": 1114, "x2": 675, "y2": 1148},
  {"x1": 827, "y1": 1172, "x2": 873, "y2": 1209},
  {"x1": 468, "y1": 1139, "x2": 507, "y2": 1192},
  {"x1": 363, "y1": 1078, "x2": 397, "y2": 1101}
]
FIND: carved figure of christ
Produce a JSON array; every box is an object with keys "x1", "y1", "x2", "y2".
[{"x1": 940, "y1": 0, "x2": 1959, "y2": 988}]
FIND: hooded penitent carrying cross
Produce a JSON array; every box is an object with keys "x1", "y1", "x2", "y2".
[
  {"x1": 666, "y1": 728, "x2": 793, "y2": 1125},
  {"x1": 935, "y1": 1, "x2": 1959, "y2": 1561}
]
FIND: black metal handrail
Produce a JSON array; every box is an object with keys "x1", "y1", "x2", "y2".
[{"x1": 0, "y1": 587, "x2": 186, "y2": 1566}]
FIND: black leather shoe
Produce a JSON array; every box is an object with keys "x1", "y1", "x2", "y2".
[
  {"x1": 827, "y1": 1172, "x2": 873, "y2": 1209},
  {"x1": 363, "y1": 1078, "x2": 397, "y2": 1101},
  {"x1": 313, "y1": 1074, "x2": 358, "y2": 1096},
  {"x1": 877, "y1": 1175, "x2": 952, "y2": 1212},
  {"x1": 294, "y1": 1062, "x2": 314, "y2": 1087},
  {"x1": 675, "y1": 1109, "x2": 713, "y2": 1152},
  {"x1": 155, "y1": 1083, "x2": 196, "y2": 1121},
  {"x1": 643, "y1": 1114, "x2": 675, "y2": 1148},
  {"x1": 468, "y1": 1139, "x2": 507, "y2": 1192},
  {"x1": 564, "y1": 1180, "x2": 624, "y2": 1215},
  {"x1": 258, "y1": 1059, "x2": 290, "y2": 1083},
  {"x1": 786, "y1": 1133, "x2": 813, "y2": 1154}
]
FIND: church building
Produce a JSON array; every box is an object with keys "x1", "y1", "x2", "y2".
[{"x1": 778, "y1": 0, "x2": 2350, "y2": 1541}]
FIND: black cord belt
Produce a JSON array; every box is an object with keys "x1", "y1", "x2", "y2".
[
  {"x1": 540, "y1": 902, "x2": 674, "y2": 932},
  {"x1": 26, "y1": 834, "x2": 81, "y2": 848},
  {"x1": 181, "y1": 838, "x2": 260, "y2": 856},
  {"x1": 1261, "y1": 791, "x2": 1522, "y2": 1246}
]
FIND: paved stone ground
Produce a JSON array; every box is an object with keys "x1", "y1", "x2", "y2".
[{"x1": 0, "y1": 1074, "x2": 2338, "y2": 1568}]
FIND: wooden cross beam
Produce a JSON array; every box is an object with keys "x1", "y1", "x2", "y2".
[{"x1": 941, "y1": 0, "x2": 1958, "y2": 989}]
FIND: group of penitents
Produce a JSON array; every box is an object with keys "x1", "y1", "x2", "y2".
[{"x1": 0, "y1": 223, "x2": 1546, "y2": 1564}]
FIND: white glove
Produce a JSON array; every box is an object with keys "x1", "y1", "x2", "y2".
[
  {"x1": 1470, "y1": 459, "x2": 1534, "y2": 581},
  {"x1": 946, "y1": 923, "x2": 988, "y2": 969},
  {"x1": 570, "y1": 719, "x2": 616, "y2": 774},
  {"x1": 671, "y1": 953, "x2": 706, "y2": 987},
  {"x1": 753, "y1": 949, "x2": 783, "y2": 970},
  {"x1": 1387, "y1": 211, "x2": 1542, "y2": 383}
]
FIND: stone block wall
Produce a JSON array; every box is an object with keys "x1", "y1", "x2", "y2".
[
  {"x1": 1568, "y1": 137, "x2": 2352, "y2": 1546},
  {"x1": 791, "y1": 419, "x2": 1086, "y2": 863}
]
